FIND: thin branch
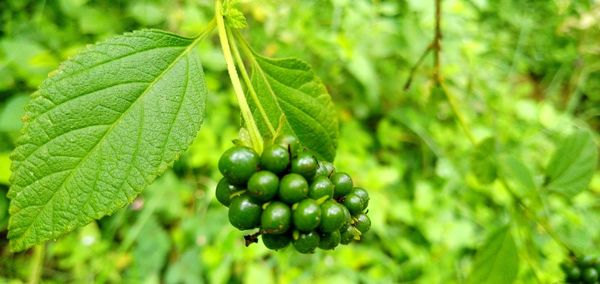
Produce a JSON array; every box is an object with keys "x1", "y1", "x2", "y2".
[
  {"x1": 403, "y1": 44, "x2": 433, "y2": 90},
  {"x1": 404, "y1": 0, "x2": 443, "y2": 90},
  {"x1": 433, "y1": 0, "x2": 442, "y2": 86}
]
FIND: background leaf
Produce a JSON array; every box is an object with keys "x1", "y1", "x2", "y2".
[
  {"x1": 248, "y1": 54, "x2": 338, "y2": 161},
  {"x1": 470, "y1": 137, "x2": 498, "y2": 184},
  {"x1": 7, "y1": 29, "x2": 207, "y2": 252},
  {"x1": 545, "y1": 130, "x2": 598, "y2": 197},
  {"x1": 125, "y1": 216, "x2": 171, "y2": 282},
  {"x1": 499, "y1": 155, "x2": 536, "y2": 199},
  {"x1": 468, "y1": 225, "x2": 519, "y2": 284}
]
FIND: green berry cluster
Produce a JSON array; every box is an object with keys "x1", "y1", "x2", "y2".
[
  {"x1": 561, "y1": 255, "x2": 600, "y2": 284},
  {"x1": 215, "y1": 135, "x2": 371, "y2": 253}
]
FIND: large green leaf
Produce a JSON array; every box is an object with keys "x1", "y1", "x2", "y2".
[
  {"x1": 545, "y1": 130, "x2": 598, "y2": 197},
  {"x1": 7, "y1": 29, "x2": 207, "y2": 252},
  {"x1": 248, "y1": 54, "x2": 338, "y2": 161},
  {"x1": 468, "y1": 225, "x2": 519, "y2": 284}
]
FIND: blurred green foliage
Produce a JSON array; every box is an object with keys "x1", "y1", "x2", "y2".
[{"x1": 0, "y1": 0, "x2": 599, "y2": 283}]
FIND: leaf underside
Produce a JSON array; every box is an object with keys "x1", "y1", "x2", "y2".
[
  {"x1": 248, "y1": 54, "x2": 338, "y2": 161},
  {"x1": 8, "y1": 29, "x2": 207, "y2": 252}
]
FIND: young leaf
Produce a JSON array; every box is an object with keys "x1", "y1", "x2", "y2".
[
  {"x1": 7, "y1": 29, "x2": 207, "y2": 252},
  {"x1": 545, "y1": 130, "x2": 598, "y2": 197},
  {"x1": 467, "y1": 225, "x2": 519, "y2": 284},
  {"x1": 248, "y1": 54, "x2": 338, "y2": 161}
]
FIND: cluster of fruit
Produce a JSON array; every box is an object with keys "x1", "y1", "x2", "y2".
[
  {"x1": 561, "y1": 255, "x2": 599, "y2": 283},
  {"x1": 215, "y1": 135, "x2": 371, "y2": 253}
]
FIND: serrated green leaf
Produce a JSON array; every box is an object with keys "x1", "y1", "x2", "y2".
[
  {"x1": 468, "y1": 225, "x2": 519, "y2": 284},
  {"x1": 7, "y1": 29, "x2": 207, "y2": 252},
  {"x1": 249, "y1": 54, "x2": 338, "y2": 161},
  {"x1": 545, "y1": 130, "x2": 598, "y2": 197}
]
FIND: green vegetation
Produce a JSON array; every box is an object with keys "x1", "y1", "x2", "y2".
[{"x1": 0, "y1": 0, "x2": 599, "y2": 283}]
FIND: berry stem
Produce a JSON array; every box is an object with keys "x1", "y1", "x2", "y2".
[
  {"x1": 227, "y1": 27, "x2": 277, "y2": 137},
  {"x1": 235, "y1": 30, "x2": 292, "y2": 137},
  {"x1": 215, "y1": 0, "x2": 264, "y2": 153}
]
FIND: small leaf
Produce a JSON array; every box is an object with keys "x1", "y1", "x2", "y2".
[
  {"x1": 545, "y1": 130, "x2": 598, "y2": 197},
  {"x1": 225, "y1": 8, "x2": 248, "y2": 29},
  {"x1": 249, "y1": 54, "x2": 338, "y2": 161},
  {"x1": 8, "y1": 29, "x2": 207, "y2": 251},
  {"x1": 468, "y1": 225, "x2": 519, "y2": 284}
]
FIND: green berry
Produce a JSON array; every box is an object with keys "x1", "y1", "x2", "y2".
[
  {"x1": 566, "y1": 266, "x2": 581, "y2": 281},
  {"x1": 260, "y1": 144, "x2": 290, "y2": 174},
  {"x1": 275, "y1": 134, "x2": 301, "y2": 156},
  {"x1": 343, "y1": 193, "x2": 365, "y2": 215},
  {"x1": 579, "y1": 255, "x2": 597, "y2": 268},
  {"x1": 308, "y1": 176, "x2": 334, "y2": 200},
  {"x1": 261, "y1": 201, "x2": 292, "y2": 234},
  {"x1": 351, "y1": 187, "x2": 369, "y2": 207},
  {"x1": 583, "y1": 268, "x2": 599, "y2": 282},
  {"x1": 262, "y1": 233, "x2": 291, "y2": 250},
  {"x1": 315, "y1": 160, "x2": 335, "y2": 177},
  {"x1": 215, "y1": 177, "x2": 242, "y2": 207},
  {"x1": 218, "y1": 146, "x2": 259, "y2": 186},
  {"x1": 354, "y1": 213, "x2": 371, "y2": 234},
  {"x1": 247, "y1": 171, "x2": 279, "y2": 202},
  {"x1": 331, "y1": 172, "x2": 353, "y2": 198},
  {"x1": 339, "y1": 226, "x2": 355, "y2": 245},
  {"x1": 293, "y1": 231, "x2": 320, "y2": 254},
  {"x1": 228, "y1": 195, "x2": 262, "y2": 230},
  {"x1": 318, "y1": 231, "x2": 341, "y2": 250},
  {"x1": 319, "y1": 200, "x2": 346, "y2": 233},
  {"x1": 278, "y1": 173, "x2": 309, "y2": 204},
  {"x1": 293, "y1": 199, "x2": 321, "y2": 231},
  {"x1": 291, "y1": 152, "x2": 317, "y2": 180}
]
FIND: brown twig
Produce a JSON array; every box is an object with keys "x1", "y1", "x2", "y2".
[
  {"x1": 403, "y1": 44, "x2": 433, "y2": 90},
  {"x1": 403, "y1": 0, "x2": 443, "y2": 90},
  {"x1": 432, "y1": 0, "x2": 442, "y2": 86}
]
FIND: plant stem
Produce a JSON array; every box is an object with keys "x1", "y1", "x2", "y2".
[
  {"x1": 215, "y1": 0, "x2": 263, "y2": 152},
  {"x1": 227, "y1": 27, "x2": 276, "y2": 137},
  {"x1": 28, "y1": 244, "x2": 44, "y2": 284},
  {"x1": 403, "y1": 44, "x2": 433, "y2": 90}
]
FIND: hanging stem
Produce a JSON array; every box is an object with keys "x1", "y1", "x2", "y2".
[
  {"x1": 215, "y1": 0, "x2": 263, "y2": 152},
  {"x1": 227, "y1": 27, "x2": 276, "y2": 137}
]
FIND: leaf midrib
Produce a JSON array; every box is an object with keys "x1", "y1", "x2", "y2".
[{"x1": 13, "y1": 36, "x2": 203, "y2": 245}]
